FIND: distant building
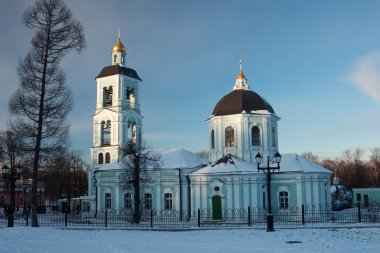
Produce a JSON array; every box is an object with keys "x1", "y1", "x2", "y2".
[
  {"x1": 352, "y1": 188, "x2": 380, "y2": 207},
  {"x1": 0, "y1": 179, "x2": 46, "y2": 209},
  {"x1": 82, "y1": 36, "x2": 332, "y2": 214}
]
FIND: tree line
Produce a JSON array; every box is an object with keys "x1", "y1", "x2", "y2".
[{"x1": 303, "y1": 148, "x2": 380, "y2": 189}]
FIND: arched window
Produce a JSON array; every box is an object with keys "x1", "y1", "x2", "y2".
[
  {"x1": 164, "y1": 193, "x2": 173, "y2": 210},
  {"x1": 144, "y1": 193, "x2": 152, "y2": 210},
  {"x1": 225, "y1": 126, "x2": 234, "y2": 147},
  {"x1": 105, "y1": 193, "x2": 112, "y2": 209},
  {"x1": 114, "y1": 54, "x2": 117, "y2": 63},
  {"x1": 98, "y1": 153, "x2": 104, "y2": 164},
  {"x1": 271, "y1": 127, "x2": 276, "y2": 147},
  {"x1": 251, "y1": 126, "x2": 261, "y2": 146},
  {"x1": 279, "y1": 191, "x2": 288, "y2": 209},
  {"x1": 103, "y1": 86, "x2": 113, "y2": 107},
  {"x1": 211, "y1": 130, "x2": 215, "y2": 149},
  {"x1": 131, "y1": 124, "x2": 137, "y2": 144},
  {"x1": 105, "y1": 152, "x2": 111, "y2": 163},
  {"x1": 124, "y1": 193, "x2": 132, "y2": 209},
  {"x1": 101, "y1": 120, "x2": 111, "y2": 145}
]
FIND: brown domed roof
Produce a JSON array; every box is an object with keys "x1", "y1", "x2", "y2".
[
  {"x1": 212, "y1": 89, "x2": 274, "y2": 116},
  {"x1": 96, "y1": 65, "x2": 142, "y2": 80}
]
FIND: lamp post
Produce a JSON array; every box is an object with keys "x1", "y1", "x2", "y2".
[
  {"x1": 2, "y1": 164, "x2": 23, "y2": 227},
  {"x1": 255, "y1": 152, "x2": 281, "y2": 232}
]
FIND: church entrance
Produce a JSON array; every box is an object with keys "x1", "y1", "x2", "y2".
[{"x1": 212, "y1": 196, "x2": 222, "y2": 220}]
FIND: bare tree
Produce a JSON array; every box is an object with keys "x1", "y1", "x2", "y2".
[
  {"x1": 40, "y1": 149, "x2": 88, "y2": 208},
  {"x1": 0, "y1": 130, "x2": 26, "y2": 170},
  {"x1": 8, "y1": 0, "x2": 85, "y2": 227},
  {"x1": 370, "y1": 148, "x2": 380, "y2": 187},
  {"x1": 121, "y1": 143, "x2": 160, "y2": 223},
  {"x1": 196, "y1": 150, "x2": 209, "y2": 159},
  {"x1": 302, "y1": 152, "x2": 319, "y2": 163}
]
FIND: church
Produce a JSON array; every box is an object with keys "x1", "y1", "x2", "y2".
[{"x1": 80, "y1": 36, "x2": 332, "y2": 214}]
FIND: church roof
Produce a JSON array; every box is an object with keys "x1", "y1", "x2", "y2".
[
  {"x1": 157, "y1": 148, "x2": 208, "y2": 169},
  {"x1": 96, "y1": 65, "x2": 142, "y2": 80},
  {"x1": 191, "y1": 154, "x2": 332, "y2": 175},
  {"x1": 97, "y1": 149, "x2": 208, "y2": 172},
  {"x1": 211, "y1": 89, "x2": 275, "y2": 117}
]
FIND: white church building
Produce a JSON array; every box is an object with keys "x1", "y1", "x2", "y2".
[{"x1": 81, "y1": 36, "x2": 332, "y2": 214}]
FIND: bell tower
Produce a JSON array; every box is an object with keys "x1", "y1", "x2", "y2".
[{"x1": 88, "y1": 34, "x2": 143, "y2": 196}]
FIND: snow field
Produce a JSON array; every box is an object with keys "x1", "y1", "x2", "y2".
[{"x1": 0, "y1": 227, "x2": 379, "y2": 253}]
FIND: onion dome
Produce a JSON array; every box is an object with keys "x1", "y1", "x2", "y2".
[{"x1": 112, "y1": 38, "x2": 126, "y2": 54}]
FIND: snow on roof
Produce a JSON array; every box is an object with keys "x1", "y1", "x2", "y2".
[
  {"x1": 191, "y1": 154, "x2": 256, "y2": 175},
  {"x1": 280, "y1": 154, "x2": 332, "y2": 173},
  {"x1": 191, "y1": 153, "x2": 332, "y2": 175},
  {"x1": 157, "y1": 148, "x2": 208, "y2": 169},
  {"x1": 98, "y1": 149, "x2": 208, "y2": 171}
]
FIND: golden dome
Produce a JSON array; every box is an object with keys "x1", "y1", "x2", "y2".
[
  {"x1": 112, "y1": 38, "x2": 126, "y2": 53},
  {"x1": 236, "y1": 70, "x2": 246, "y2": 80}
]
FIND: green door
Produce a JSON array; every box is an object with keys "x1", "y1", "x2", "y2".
[{"x1": 212, "y1": 196, "x2": 222, "y2": 220}]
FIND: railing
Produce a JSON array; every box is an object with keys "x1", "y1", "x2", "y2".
[{"x1": 1, "y1": 203, "x2": 379, "y2": 228}]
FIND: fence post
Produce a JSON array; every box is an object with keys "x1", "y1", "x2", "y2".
[
  {"x1": 65, "y1": 212, "x2": 68, "y2": 227},
  {"x1": 301, "y1": 204, "x2": 305, "y2": 225},
  {"x1": 105, "y1": 209, "x2": 108, "y2": 227},
  {"x1": 248, "y1": 206, "x2": 251, "y2": 226},
  {"x1": 197, "y1": 209, "x2": 200, "y2": 227},
  {"x1": 150, "y1": 210, "x2": 153, "y2": 228},
  {"x1": 357, "y1": 202, "x2": 361, "y2": 223}
]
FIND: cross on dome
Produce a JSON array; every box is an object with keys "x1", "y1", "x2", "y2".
[
  {"x1": 112, "y1": 28, "x2": 126, "y2": 54},
  {"x1": 118, "y1": 27, "x2": 122, "y2": 40},
  {"x1": 233, "y1": 59, "x2": 249, "y2": 90}
]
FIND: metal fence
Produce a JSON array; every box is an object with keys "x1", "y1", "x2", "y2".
[{"x1": 1, "y1": 203, "x2": 379, "y2": 229}]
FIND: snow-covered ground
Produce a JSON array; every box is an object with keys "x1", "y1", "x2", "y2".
[{"x1": 1, "y1": 227, "x2": 380, "y2": 253}]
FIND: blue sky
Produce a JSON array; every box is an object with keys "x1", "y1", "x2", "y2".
[{"x1": 1, "y1": 0, "x2": 380, "y2": 162}]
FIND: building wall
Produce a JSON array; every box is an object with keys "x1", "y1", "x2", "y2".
[{"x1": 208, "y1": 113, "x2": 279, "y2": 164}]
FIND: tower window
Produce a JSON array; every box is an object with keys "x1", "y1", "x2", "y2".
[
  {"x1": 164, "y1": 193, "x2": 173, "y2": 210},
  {"x1": 211, "y1": 130, "x2": 215, "y2": 149},
  {"x1": 225, "y1": 126, "x2": 234, "y2": 147},
  {"x1": 252, "y1": 126, "x2": 261, "y2": 146},
  {"x1": 105, "y1": 193, "x2": 112, "y2": 209},
  {"x1": 114, "y1": 54, "x2": 117, "y2": 63},
  {"x1": 101, "y1": 120, "x2": 111, "y2": 145},
  {"x1": 98, "y1": 153, "x2": 104, "y2": 164},
  {"x1": 144, "y1": 193, "x2": 152, "y2": 210},
  {"x1": 129, "y1": 122, "x2": 137, "y2": 144},
  {"x1": 279, "y1": 191, "x2": 289, "y2": 209},
  {"x1": 103, "y1": 86, "x2": 113, "y2": 107},
  {"x1": 105, "y1": 152, "x2": 111, "y2": 163}
]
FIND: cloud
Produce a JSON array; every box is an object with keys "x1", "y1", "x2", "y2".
[{"x1": 345, "y1": 51, "x2": 380, "y2": 102}]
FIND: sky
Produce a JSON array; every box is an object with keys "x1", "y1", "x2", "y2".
[{"x1": 0, "y1": 0, "x2": 380, "y2": 162}]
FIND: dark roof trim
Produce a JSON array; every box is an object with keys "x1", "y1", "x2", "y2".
[{"x1": 96, "y1": 65, "x2": 142, "y2": 81}]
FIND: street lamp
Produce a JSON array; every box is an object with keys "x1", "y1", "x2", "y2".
[
  {"x1": 255, "y1": 152, "x2": 281, "y2": 232},
  {"x1": 2, "y1": 164, "x2": 23, "y2": 227}
]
